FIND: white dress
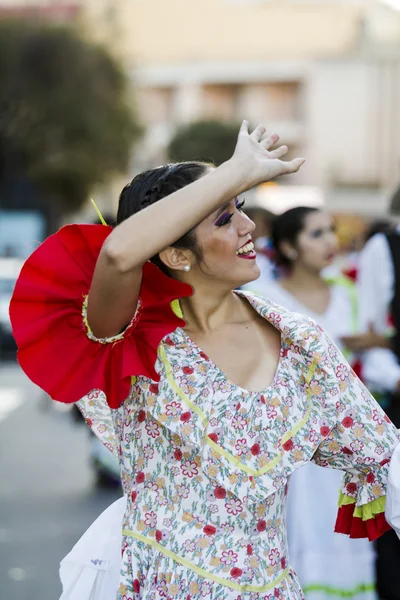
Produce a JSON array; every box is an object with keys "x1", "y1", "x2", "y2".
[{"x1": 256, "y1": 280, "x2": 377, "y2": 600}]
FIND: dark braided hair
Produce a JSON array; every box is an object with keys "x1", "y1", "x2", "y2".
[{"x1": 117, "y1": 162, "x2": 210, "y2": 275}]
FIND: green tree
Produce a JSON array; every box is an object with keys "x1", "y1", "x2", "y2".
[
  {"x1": 0, "y1": 20, "x2": 142, "y2": 217},
  {"x1": 167, "y1": 120, "x2": 240, "y2": 166}
]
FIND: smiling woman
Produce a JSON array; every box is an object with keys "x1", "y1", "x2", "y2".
[{"x1": 9, "y1": 122, "x2": 400, "y2": 600}]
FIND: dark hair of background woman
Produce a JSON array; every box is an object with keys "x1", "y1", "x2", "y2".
[{"x1": 271, "y1": 206, "x2": 319, "y2": 268}]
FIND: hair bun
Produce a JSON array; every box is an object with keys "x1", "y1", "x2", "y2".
[{"x1": 141, "y1": 182, "x2": 163, "y2": 210}]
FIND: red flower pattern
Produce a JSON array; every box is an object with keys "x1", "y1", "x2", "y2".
[
  {"x1": 230, "y1": 567, "x2": 243, "y2": 578},
  {"x1": 137, "y1": 410, "x2": 146, "y2": 423},
  {"x1": 136, "y1": 472, "x2": 145, "y2": 484},
  {"x1": 257, "y1": 519, "x2": 267, "y2": 532},
  {"x1": 182, "y1": 366, "x2": 194, "y2": 375},
  {"x1": 174, "y1": 449, "x2": 183, "y2": 461},
  {"x1": 346, "y1": 482, "x2": 357, "y2": 494},
  {"x1": 214, "y1": 486, "x2": 227, "y2": 499},
  {"x1": 282, "y1": 439, "x2": 293, "y2": 451},
  {"x1": 250, "y1": 443, "x2": 261, "y2": 456},
  {"x1": 203, "y1": 525, "x2": 216, "y2": 535}
]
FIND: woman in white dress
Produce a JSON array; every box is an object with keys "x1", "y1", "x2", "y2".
[{"x1": 247, "y1": 206, "x2": 377, "y2": 600}]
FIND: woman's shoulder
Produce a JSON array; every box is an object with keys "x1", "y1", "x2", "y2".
[{"x1": 238, "y1": 289, "x2": 325, "y2": 349}]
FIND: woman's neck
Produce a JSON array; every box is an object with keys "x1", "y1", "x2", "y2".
[
  {"x1": 180, "y1": 286, "x2": 246, "y2": 335},
  {"x1": 279, "y1": 264, "x2": 332, "y2": 316},
  {"x1": 281, "y1": 264, "x2": 325, "y2": 291}
]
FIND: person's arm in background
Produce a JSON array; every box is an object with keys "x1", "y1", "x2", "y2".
[
  {"x1": 357, "y1": 233, "x2": 393, "y2": 333},
  {"x1": 363, "y1": 348, "x2": 400, "y2": 394},
  {"x1": 342, "y1": 235, "x2": 394, "y2": 351},
  {"x1": 357, "y1": 233, "x2": 400, "y2": 394}
]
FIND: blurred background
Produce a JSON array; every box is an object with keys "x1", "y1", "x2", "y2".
[{"x1": 1, "y1": 0, "x2": 400, "y2": 598}]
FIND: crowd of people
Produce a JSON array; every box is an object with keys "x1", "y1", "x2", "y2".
[
  {"x1": 244, "y1": 201, "x2": 400, "y2": 600},
  {"x1": 9, "y1": 123, "x2": 400, "y2": 600}
]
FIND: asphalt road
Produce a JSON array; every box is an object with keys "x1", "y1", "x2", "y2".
[{"x1": 0, "y1": 359, "x2": 121, "y2": 600}]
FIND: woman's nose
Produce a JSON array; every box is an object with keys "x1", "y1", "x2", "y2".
[{"x1": 238, "y1": 214, "x2": 256, "y2": 237}]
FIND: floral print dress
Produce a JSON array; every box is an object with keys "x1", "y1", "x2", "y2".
[{"x1": 78, "y1": 292, "x2": 400, "y2": 600}]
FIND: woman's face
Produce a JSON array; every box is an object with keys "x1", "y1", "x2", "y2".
[
  {"x1": 293, "y1": 211, "x2": 338, "y2": 271},
  {"x1": 192, "y1": 198, "x2": 261, "y2": 287}
]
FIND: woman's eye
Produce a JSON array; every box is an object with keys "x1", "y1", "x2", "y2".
[
  {"x1": 217, "y1": 213, "x2": 234, "y2": 227},
  {"x1": 215, "y1": 198, "x2": 245, "y2": 227},
  {"x1": 236, "y1": 199, "x2": 246, "y2": 212},
  {"x1": 311, "y1": 229, "x2": 322, "y2": 238}
]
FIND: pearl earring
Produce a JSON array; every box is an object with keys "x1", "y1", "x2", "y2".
[{"x1": 183, "y1": 265, "x2": 191, "y2": 272}]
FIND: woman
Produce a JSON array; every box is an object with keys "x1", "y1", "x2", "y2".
[
  {"x1": 251, "y1": 207, "x2": 376, "y2": 599},
  {"x1": 9, "y1": 123, "x2": 400, "y2": 600}
]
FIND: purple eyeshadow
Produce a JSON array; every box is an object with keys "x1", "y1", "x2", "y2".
[{"x1": 214, "y1": 211, "x2": 231, "y2": 227}]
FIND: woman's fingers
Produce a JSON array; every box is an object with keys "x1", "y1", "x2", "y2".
[
  {"x1": 268, "y1": 145, "x2": 288, "y2": 159},
  {"x1": 234, "y1": 120, "x2": 305, "y2": 181},
  {"x1": 260, "y1": 133, "x2": 280, "y2": 150},
  {"x1": 250, "y1": 124, "x2": 267, "y2": 141},
  {"x1": 239, "y1": 120, "x2": 249, "y2": 136},
  {"x1": 282, "y1": 157, "x2": 306, "y2": 174}
]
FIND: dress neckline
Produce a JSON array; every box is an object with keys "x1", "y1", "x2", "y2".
[{"x1": 178, "y1": 291, "x2": 285, "y2": 396}]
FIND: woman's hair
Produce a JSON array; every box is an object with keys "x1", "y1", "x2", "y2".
[
  {"x1": 271, "y1": 206, "x2": 320, "y2": 267},
  {"x1": 365, "y1": 219, "x2": 393, "y2": 242},
  {"x1": 117, "y1": 161, "x2": 209, "y2": 274}
]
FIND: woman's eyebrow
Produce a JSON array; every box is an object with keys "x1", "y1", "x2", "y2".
[{"x1": 214, "y1": 201, "x2": 232, "y2": 218}]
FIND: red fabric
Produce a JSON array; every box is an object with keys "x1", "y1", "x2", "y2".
[
  {"x1": 9, "y1": 224, "x2": 192, "y2": 409},
  {"x1": 351, "y1": 358, "x2": 363, "y2": 381},
  {"x1": 342, "y1": 267, "x2": 358, "y2": 282},
  {"x1": 334, "y1": 502, "x2": 391, "y2": 542}
]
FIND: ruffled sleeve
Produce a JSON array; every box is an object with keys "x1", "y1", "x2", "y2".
[
  {"x1": 9, "y1": 223, "x2": 192, "y2": 410},
  {"x1": 311, "y1": 327, "x2": 400, "y2": 541}
]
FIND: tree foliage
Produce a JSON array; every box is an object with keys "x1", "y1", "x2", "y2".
[
  {"x1": 0, "y1": 20, "x2": 142, "y2": 211},
  {"x1": 167, "y1": 120, "x2": 240, "y2": 167}
]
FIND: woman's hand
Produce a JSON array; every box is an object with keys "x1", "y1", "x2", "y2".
[
  {"x1": 230, "y1": 121, "x2": 305, "y2": 188},
  {"x1": 341, "y1": 325, "x2": 393, "y2": 352}
]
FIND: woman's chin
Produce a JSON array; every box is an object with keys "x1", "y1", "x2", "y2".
[{"x1": 236, "y1": 263, "x2": 261, "y2": 287}]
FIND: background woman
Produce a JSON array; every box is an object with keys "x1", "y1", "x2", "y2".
[{"x1": 259, "y1": 207, "x2": 376, "y2": 600}]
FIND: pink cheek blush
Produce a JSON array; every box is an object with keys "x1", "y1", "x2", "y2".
[{"x1": 203, "y1": 236, "x2": 235, "y2": 257}]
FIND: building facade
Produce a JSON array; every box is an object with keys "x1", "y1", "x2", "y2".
[
  {"x1": 2, "y1": 0, "x2": 400, "y2": 214},
  {"x1": 78, "y1": 0, "x2": 400, "y2": 214}
]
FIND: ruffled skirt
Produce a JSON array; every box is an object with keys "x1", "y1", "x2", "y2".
[{"x1": 59, "y1": 496, "x2": 126, "y2": 600}]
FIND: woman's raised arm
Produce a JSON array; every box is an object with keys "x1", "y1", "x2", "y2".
[{"x1": 87, "y1": 122, "x2": 305, "y2": 338}]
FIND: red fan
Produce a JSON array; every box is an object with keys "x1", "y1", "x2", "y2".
[{"x1": 9, "y1": 224, "x2": 192, "y2": 409}]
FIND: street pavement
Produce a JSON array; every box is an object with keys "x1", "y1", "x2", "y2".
[{"x1": 0, "y1": 358, "x2": 121, "y2": 600}]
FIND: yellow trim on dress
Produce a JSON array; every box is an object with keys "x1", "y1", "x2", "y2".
[
  {"x1": 122, "y1": 529, "x2": 290, "y2": 592},
  {"x1": 170, "y1": 299, "x2": 183, "y2": 318},
  {"x1": 338, "y1": 492, "x2": 386, "y2": 521},
  {"x1": 81, "y1": 295, "x2": 142, "y2": 344},
  {"x1": 159, "y1": 344, "x2": 318, "y2": 477}
]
